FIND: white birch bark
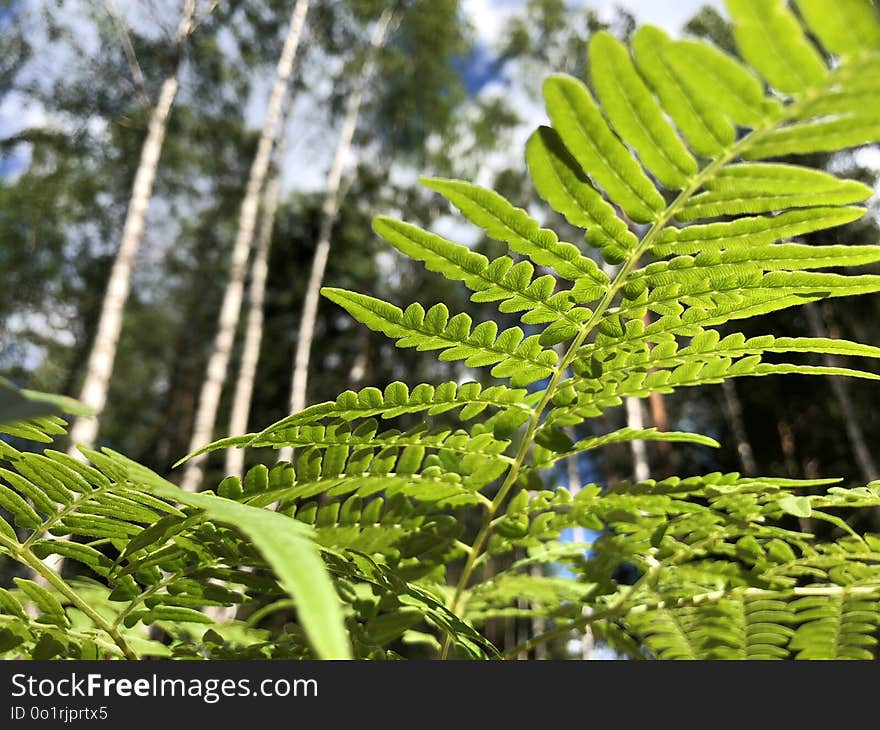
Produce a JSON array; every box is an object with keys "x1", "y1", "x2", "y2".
[
  {"x1": 66, "y1": 0, "x2": 196, "y2": 458},
  {"x1": 626, "y1": 397, "x2": 650, "y2": 482},
  {"x1": 277, "y1": 9, "x2": 394, "y2": 464},
  {"x1": 600, "y1": 264, "x2": 651, "y2": 484},
  {"x1": 180, "y1": 0, "x2": 310, "y2": 491},
  {"x1": 224, "y1": 121, "x2": 290, "y2": 478}
]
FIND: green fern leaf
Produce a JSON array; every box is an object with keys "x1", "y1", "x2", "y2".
[
  {"x1": 372, "y1": 216, "x2": 592, "y2": 326},
  {"x1": 322, "y1": 288, "x2": 557, "y2": 386},
  {"x1": 418, "y1": 178, "x2": 609, "y2": 288},
  {"x1": 796, "y1": 0, "x2": 880, "y2": 56},
  {"x1": 525, "y1": 126, "x2": 639, "y2": 258},
  {"x1": 589, "y1": 31, "x2": 697, "y2": 189},
  {"x1": 727, "y1": 0, "x2": 827, "y2": 94},
  {"x1": 543, "y1": 74, "x2": 664, "y2": 222},
  {"x1": 632, "y1": 26, "x2": 733, "y2": 157}
]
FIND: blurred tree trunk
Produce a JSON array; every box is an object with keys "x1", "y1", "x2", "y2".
[
  {"x1": 643, "y1": 311, "x2": 670, "y2": 476},
  {"x1": 601, "y1": 262, "x2": 651, "y2": 483},
  {"x1": 181, "y1": 0, "x2": 310, "y2": 491},
  {"x1": 721, "y1": 379, "x2": 757, "y2": 474},
  {"x1": 67, "y1": 0, "x2": 197, "y2": 457},
  {"x1": 804, "y1": 302, "x2": 879, "y2": 483},
  {"x1": 277, "y1": 9, "x2": 395, "y2": 464},
  {"x1": 626, "y1": 397, "x2": 650, "y2": 482},
  {"x1": 224, "y1": 108, "x2": 292, "y2": 478},
  {"x1": 778, "y1": 417, "x2": 812, "y2": 532}
]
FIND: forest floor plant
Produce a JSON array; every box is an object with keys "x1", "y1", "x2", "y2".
[{"x1": 3, "y1": 0, "x2": 880, "y2": 659}]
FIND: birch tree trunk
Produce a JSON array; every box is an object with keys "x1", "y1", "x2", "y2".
[
  {"x1": 804, "y1": 302, "x2": 879, "y2": 483},
  {"x1": 625, "y1": 397, "x2": 650, "y2": 482},
  {"x1": 181, "y1": 0, "x2": 310, "y2": 491},
  {"x1": 277, "y1": 9, "x2": 394, "y2": 464},
  {"x1": 601, "y1": 263, "x2": 651, "y2": 483},
  {"x1": 66, "y1": 0, "x2": 196, "y2": 458},
  {"x1": 224, "y1": 116, "x2": 290, "y2": 478}
]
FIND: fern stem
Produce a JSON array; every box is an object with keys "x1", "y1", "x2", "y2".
[{"x1": 0, "y1": 535, "x2": 139, "y2": 659}]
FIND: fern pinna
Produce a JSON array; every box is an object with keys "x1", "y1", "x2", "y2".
[{"x1": 3, "y1": 0, "x2": 880, "y2": 660}]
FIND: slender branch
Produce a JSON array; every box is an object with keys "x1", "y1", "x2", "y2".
[{"x1": 103, "y1": 0, "x2": 151, "y2": 107}]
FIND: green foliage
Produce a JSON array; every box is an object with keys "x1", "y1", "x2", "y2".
[{"x1": 3, "y1": 0, "x2": 880, "y2": 660}]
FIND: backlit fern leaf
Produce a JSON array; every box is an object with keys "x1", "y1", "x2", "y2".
[
  {"x1": 187, "y1": 0, "x2": 880, "y2": 660},
  {"x1": 6, "y1": 0, "x2": 880, "y2": 660}
]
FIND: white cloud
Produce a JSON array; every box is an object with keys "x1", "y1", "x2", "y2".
[
  {"x1": 600, "y1": 0, "x2": 723, "y2": 34},
  {"x1": 462, "y1": 0, "x2": 522, "y2": 46},
  {"x1": 464, "y1": 0, "x2": 725, "y2": 46}
]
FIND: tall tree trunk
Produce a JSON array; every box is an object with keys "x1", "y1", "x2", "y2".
[
  {"x1": 778, "y1": 417, "x2": 812, "y2": 532},
  {"x1": 602, "y1": 262, "x2": 651, "y2": 483},
  {"x1": 721, "y1": 379, "x2": 757, "y2": 474},
  {"x1": 277, "y1": 9, "x2": 394, "y2": 464},
  {"x1": 66, "y1": 0, "x2": 196, "y2": 457},
  {"x1": 804, "y1": 302, "x2": 879, "y2": 483},
  {"x1": 224, "y1": 110, "x2": 292, "y2": 478},
  {"x1": 181, "y1": 0, "x2": 310, "y2": 491},
  {"x1": 626, "y1": 397, "x2": 650, "y2": 482}
]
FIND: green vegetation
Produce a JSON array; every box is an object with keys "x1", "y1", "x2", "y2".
[{"x1": 3, "y1": 0, "x2": 880, "y2": 660}]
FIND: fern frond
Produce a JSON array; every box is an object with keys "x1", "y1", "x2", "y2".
[
  {"x1": 694, "y1": 595, "x2": 795, "y2": 659},
  {"x1": 181, "y1": 421, "x2": 512, "y2": 471},
  {"x1": 532, "y1": 427, "x2": 719, "y2": 469},
  {"x1": 543, "y1": 73, "x2": 664, "y2": 223},
  {"x1": 322, "y1": 289, "x2": 557, "y2": 386},
  {"x1": 659, "y1": 37, "x2": 769, "y2": 126},
  {"x1": 797, "y1": 0, "x2": 880, "y2": 56},
  {"x1": 372, "y1": 216, "x2": 595, "y2": 327},
  {"x1": 790, "y1": 592, "x2": 880, "y2": 659},
  {"x1": 728, "y1": 0, "x2": 827, "y2": 95},
  {"x1": 465, "y1": 574, "x2": 596, "y2": 624},
  {"x1": 631, "y1": 27, "x2": 733, "y2": 157},
  {"x1": 589, "y1": 31, "x2": 698, "y2": 190},
  {"x1": 525, "y1": 126, "x2": 639, "y2": 257},
  {"x1": 625, "y1": 605, "x2": 702, "y2": 660},
  {"x1": 650, "y1": 207, "x2": 867, "y2": 256},
  {"x1": 217, "y1": 442, "x2": 504, "y2": 511},
  {"x1": 249, "y1": 381, "x2": 532, "y2": 444},
  {"x1": 416, "y1": 179, "x2": 609, "y2": 287}
]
